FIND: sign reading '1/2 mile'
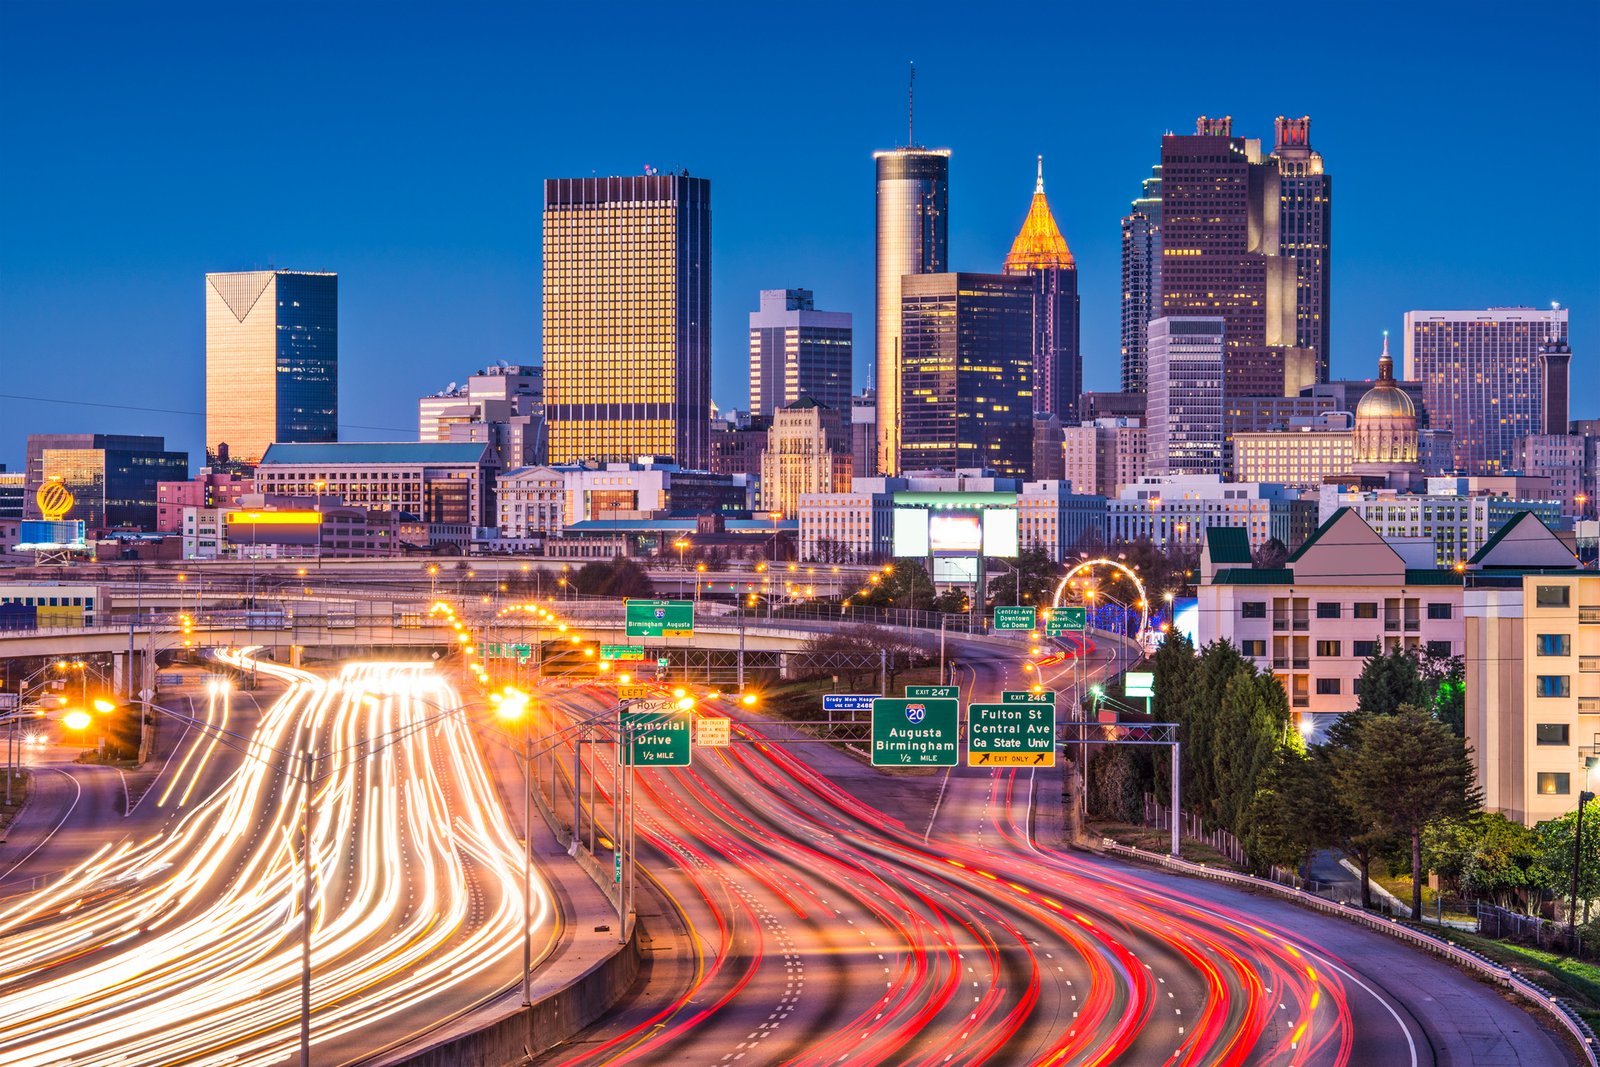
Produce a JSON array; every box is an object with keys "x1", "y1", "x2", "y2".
[
  {"x1": 871, "y1": 698, "x2": 958, "y2": 767},
  {"x1": 620, "y1": 711, "x2": 693, "y2": 766}
]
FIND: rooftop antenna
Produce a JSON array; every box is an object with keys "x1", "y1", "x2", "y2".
[
  {"x1": 907, "y1": 61, "x2": 916, "y2": 147},
  {"x1": 1036, "y1": 154, "x2": 1045, "y2": 194}
]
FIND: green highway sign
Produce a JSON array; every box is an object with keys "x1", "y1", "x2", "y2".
[
  {"x1": 1003, "y1": 689, "x2": 1056, "y2": 704},
  {"x1": 657, "y1": 656, "x2": 670, "y2": 669},
  {"x1": 600, "y1": 644, "x2": 646, "y2": 661},
  {"x1": 477, "y1": 641, "x2": 532, "y2": 662},
  {"x1": 621, "y1": 710, "x2": 693, "y2": 766},
  {"x1": 1124, "y1": 672, "x2": 1156, "y2": 698},
  {"x1": 1046, "y1": 607, "x2": 1086, "y2": 634},
  {"x1": 872, "y1": 698, "x2": 959, "y2": 767},
  {"x1": 625, "y1": 600, "x2": 694, "y2": 638},
  {"x1": 906, "y1": 684, "x2": 960, "y2": 699},
  {"x1": 614, "y1": 852, "x2": 622, "y2": 882},
  {"x1": 993, "y1": 606, "x2": 1037, "y2": 631},
  {"x1": 967, "y1": 701, "x2": 1056, "y2": 767}
]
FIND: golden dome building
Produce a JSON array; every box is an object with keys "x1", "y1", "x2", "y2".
[
  {"x1": 1002, "y1": 157, "x2": 1081, "y2": 421},
  {"x1": 1346, "y1": 333, "x2": 1423, "y2": 487}
]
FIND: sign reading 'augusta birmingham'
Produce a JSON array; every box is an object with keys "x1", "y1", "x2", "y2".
[
  {"x1": 871, "y1": 698, "x2": 958, "y2": 767},
  {"x1": 624, "y1": 600, "x2": 694, "y2": 638}
]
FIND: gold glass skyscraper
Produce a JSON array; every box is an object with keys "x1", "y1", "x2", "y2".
[
  {"x1": 874, "y1": 148, "x2": 948, "y2": 476},
  {"x1": 205, "y1": 270, "x2": 338, "y2": 466},
  {"x1": 543, "y1": 175, "x2": 711, "y2": 469}
]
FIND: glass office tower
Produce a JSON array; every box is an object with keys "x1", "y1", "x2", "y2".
[
  {"x1": 874, "y1": 147, "x2": 949, "y2": 475},
  {"x1": 205, "y1": 270, "x2": 338, "y2": 466},
  {"x1": 899, "y1": 273, "x2": 1035, "y2": 478},
  {"x1": 543, "y1": 174, "x2": 712, "y2": 469}
]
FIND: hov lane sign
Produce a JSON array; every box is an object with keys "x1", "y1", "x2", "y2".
[{"x1": 967, "y1": 701, "x2": 1056, "y2": 767}]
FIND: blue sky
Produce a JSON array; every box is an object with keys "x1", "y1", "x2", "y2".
[{"x1": 2, "y1": 1, "x2": 1596, "y2": 470}]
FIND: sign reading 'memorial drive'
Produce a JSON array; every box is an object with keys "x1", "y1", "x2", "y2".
[
  {"x1": 871, "y1": 698, "x2": 958, "y2": 767},
  {"x1": 621, "y1": 711, "x2": 693, "y2": 766},
  {"x1": 625, "y1": 600, "x2": 694, "y2": 638},
  {"x1": 993, "y1": 606, "x2": 1036, "y2": 630},
  {"x1": 967, "y1": 701, "x2": 1056, "y2": 767}
]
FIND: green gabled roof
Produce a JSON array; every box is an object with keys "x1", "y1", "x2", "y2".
[
  {"x1": 1286, "y1": 507, "x2": 1350, "y2": 563},
  {"x1": 1467, "y1": 510, "x2": 1576, "y2": 567},
  {"x1": 1403, "y1": 569, "x2": 1464, "y2": 586},
  {"x1": 1212, "y1": 568, "x2": 1295, "y2": 585},
  {"x1": 1205, "y1": 526, "x2": 1253, "y2": 565}
]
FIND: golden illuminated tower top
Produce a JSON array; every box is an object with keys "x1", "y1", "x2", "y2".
[{"x1": 1004, "y1": 157, "x2": 1075, "y2": 274}]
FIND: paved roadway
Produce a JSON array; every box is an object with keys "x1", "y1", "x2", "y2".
[
  {"x1": 0, "y1": 654, "x2": 557, "y2": 1067},
  {"x1": 530, "y1": 632, "x2": 1572, "y2": 1065}
]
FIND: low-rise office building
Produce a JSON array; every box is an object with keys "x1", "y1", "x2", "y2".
[
  {"x1": 254, "y1": 442, "x2": 496, "y2": 528},
  {"x1": 1109, "y1": 475, "x2": 1316, "y2": 550}
]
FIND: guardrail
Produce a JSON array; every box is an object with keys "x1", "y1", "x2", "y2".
[{"x1": 1099, "y1": 839, "x2": 1600, "y2": 1066}]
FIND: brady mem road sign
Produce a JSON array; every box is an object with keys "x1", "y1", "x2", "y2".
[
  {"x1": 621, "y1": 711, "x2": 693, "y2": 766},
  {"x1": 906, "y1": 684, "x2": 960, "y2": 700},
  {"x1": 1003, "y1": 689, "x2": 1056, "y2": 704},
  {"x1": 696, "y1": 717, "x2": 730, "y2": 748},
  {"x1": 871, "y1": 698, "x2": 958, "y2": 767},
  {"x1": 625, "y1": 600, "x2": 694, "y2": 638},
  {"x1": 993, "y1": 606, "x2": 1036, "y2": 630},
  {"x1": 823, "y1": 694, "x2": 878, "y2": 714},
  {"x1": 601, "y1": 645, "x2": 646, "y2": 661},
  {"x1": 1046, "y1": 607, "x2": 1086, "y2": 633},
  {"x1": 967, "y1": 701, "x2": 1056, "y2": 767}
]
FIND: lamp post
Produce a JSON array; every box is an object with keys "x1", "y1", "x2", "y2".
[
  {"x1": 767, "y1": 511, "x2": 782, "y2": 620},
  {"x1": 674, "y1": 539, "x2": 690, "y2": 598},
  {"x1": 1576, "y1": 788, "x2": 1597, "y2": 928}
]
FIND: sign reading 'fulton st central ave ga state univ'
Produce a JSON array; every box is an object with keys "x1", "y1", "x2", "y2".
[
  {"x1": 967, "y1": 702, "x2": 1056, "y2": 767},
  {"x1": 871, "y1": 698, "x2": 959, "y2": 766}
]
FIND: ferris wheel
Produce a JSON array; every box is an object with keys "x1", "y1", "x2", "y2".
[{"x1": 1049, "y1": 557, "x2": 1151, "y2": 643}]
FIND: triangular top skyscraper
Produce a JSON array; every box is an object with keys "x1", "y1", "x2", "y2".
[{"x1": 1004, "y1": 157, "x2": 1074, "y2": 274}]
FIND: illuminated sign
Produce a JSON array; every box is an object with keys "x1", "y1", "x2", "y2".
[
  {"x1": 17, "y1": 520, "x2": 88, "y2": 551},
  {"x1": 36, "y1": 479, "x2": 74, "y2": 521},
  {"x1": 225, "y1": 511, "x2": 324, "y2": 525}
]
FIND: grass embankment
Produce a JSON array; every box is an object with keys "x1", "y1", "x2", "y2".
[
  {"x1": 1437, "y1": 929, "x2": 1600, "y2": 1028},
  {"x1": 0, "y1": 769, "x2": 31, "y2": 838},
  {"x1": 1086, "y1": 819, "x2": 1249, "y2": 873}
]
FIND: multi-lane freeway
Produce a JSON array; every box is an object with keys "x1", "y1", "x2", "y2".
[
  {"x1": 530, "y1": 632, "x2": 1571, "y2": 1065},
  {"x1": 0, "y1": 655, "x2": 552, "y2": 1067},
  {"x1": 0, "y1": 626, "x2": 1576, "y2": 1066}
]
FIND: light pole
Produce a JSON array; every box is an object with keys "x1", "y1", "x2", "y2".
[
  {"x1": 1575, "y1": 788, "x2": 1597, "y2": 928},
  {"x1": 767, "y1": 511, "x2": 782, "y2": 620}
]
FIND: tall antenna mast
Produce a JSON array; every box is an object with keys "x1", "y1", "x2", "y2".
[{"x1": 907, "y1": 61, "x2": 916, "y2": 147}]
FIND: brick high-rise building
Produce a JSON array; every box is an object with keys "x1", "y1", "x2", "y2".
[{"x1": 1158, "y1": 117, "x2": 1310, "y2": 400}]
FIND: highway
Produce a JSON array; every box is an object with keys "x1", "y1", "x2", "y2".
[
  {"x1": 0, "y1": 654, "x2": 554, "y2": 1067},
  {"x1": 530, "y1": 631, "x2": 1571, "y2": 1065}
]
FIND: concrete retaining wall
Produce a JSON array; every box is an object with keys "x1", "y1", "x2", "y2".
[{"x1": 383, "y1": 931, "x2": 641, "y2": 1067}]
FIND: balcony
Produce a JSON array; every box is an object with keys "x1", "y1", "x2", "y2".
[
  {"x1": 1291, "y1": 618, "x2": 1309, "y2": 631},
  {"x1": 1582, "y1": 658, "x2": 1600, "y2": 674},
  {"x1": 1272, "y1": 658, "x2": 1289, "y2": 670},
  {"x1": 1384, "y1": 617, "x2": 1401, "y2": 631},
  {"x1": 1581, "y1": 698, "x2": 1600, "y2": 714},
  {"x1": 1404, "y1": 619, "x2": 1421, "y2": 632},
  {"x1": 1582, "y1": 608, "x2": 1600, "y2": 624},
  {"x1": 1292, "y1": 696, "x2": 1310, "y2": 708},
  {"x1": 1292, "y1": 659, "x2": 1309, "y2": 670},
  {"x1": 1272, "y1": 618, "x2": 1288, "y2": 631}
]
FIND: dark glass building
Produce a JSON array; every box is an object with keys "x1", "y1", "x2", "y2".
[
  {"x1": 1119, "y1": 165, "x2": 1162, "y2": 395},
  {"x1": 899, "y1": 273, "x2": 1034, "y2": 478},
  {"x1": 1003, "y1": 158, "x2": 1081, "y2": 422},
  {"x1": 24, "y1": 433, "x2": 189, "y2": 530},
  {"x1": 747, "y1": 289, "x2": 852, "y2": 419},
  {"x1": 205, "y1": 270, "x2": 338, "y2": 466}
]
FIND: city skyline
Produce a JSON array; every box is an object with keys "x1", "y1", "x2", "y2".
[{"x1": 1, "y1": 2, "x2": 1595, "y2": 470}]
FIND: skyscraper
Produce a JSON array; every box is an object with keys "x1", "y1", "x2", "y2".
[
  {"x1": 899, "y1": 273, "x2": 1034, "y2": 478},
  {"x1": 543, "y1": 174, "x2": 711, "y2": 469},
  {"x1": 1272, "y1": 117, "x2": 1332, "y2": 382},
  {"x1": 1119, "y1": 164, "x2": 1162, "y2": 394},
  {"x1": 747, "y1": 289, "x2": 853, "y2": 419},
  {"x1": 1404, "y1": 307, "x2": 1570, "y2": 474},
  {"x1": 1004, "y1": 158, "x2": 1081, "y2": 421},
  {"x1": 1146, "y1": 317, "x2": 1225, "y2": 477},
  {"x1": 205, "y1": 270, "x2": 338, "y2": 466},
  {"x1": 874, "y1": 146, "x2": 949, "y2": 475},
  {"x1": 24, "y1": 433, "x2": 188, "y2": 530},
  {"x1": 1158, "y1": 118, "x2": 1308, "y2": 400}
]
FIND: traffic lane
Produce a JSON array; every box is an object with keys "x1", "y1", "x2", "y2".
[
  {"x1": 0, "y1": 759, "x2": 124, "y2": 885},
  {"x1": 1066, "y1": 852, "x2": 1572, "y2": 1066}
]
